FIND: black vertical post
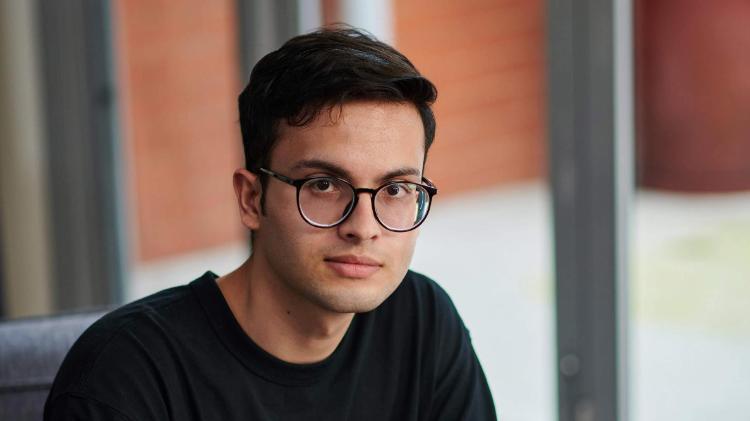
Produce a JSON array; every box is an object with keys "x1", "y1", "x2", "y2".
[
  {"x1": 37, "y1": 0, "x2": 125, "y2": 311},
  {"x1": 236, "y1": 0, "x2": 301, "y2": 83},
  {"x1": 546, "y1": 0, "x2": 632, "y2": 420}
]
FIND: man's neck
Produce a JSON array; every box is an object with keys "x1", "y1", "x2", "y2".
[{"x1": 217, "y1": 256, "x2": 354, "y2": 364}]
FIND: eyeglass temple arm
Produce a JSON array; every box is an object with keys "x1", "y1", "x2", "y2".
[
  {"x1": 422, "y1": 177, "x2": 438, "y2": 195},
  {"x1": 258, "y1": 167, "x2": 296, "y2": 186}
]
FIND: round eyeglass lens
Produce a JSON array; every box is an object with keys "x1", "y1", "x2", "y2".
[
  {"x1": 298, "y1": 177, "x2": 355, "y2": 226},
  {"x1": 374, "y1": 182, "x2": 430, "y2": 231}
]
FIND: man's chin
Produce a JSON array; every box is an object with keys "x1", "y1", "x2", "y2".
[
  {"x1": 313, "y1": 292, "x2": 388, "y2": 314},
  {"x1": 310, "y1": 281, "x2": 397, "y2": 314}
]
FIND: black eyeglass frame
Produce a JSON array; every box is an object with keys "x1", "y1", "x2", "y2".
[{"x1": 258, "y1": 167, "x2": 438, "y2": 232}]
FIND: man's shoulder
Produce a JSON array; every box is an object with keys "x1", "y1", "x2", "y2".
[
  {"x1": 46, "y1": 273, "x2": 215, "y2": 411},
  {"x1": 392, "y1": 271, "x2": 496, "y2": 419},
  {"x1": 75, "y1": 276, "x2": 200, "y2": 351}
]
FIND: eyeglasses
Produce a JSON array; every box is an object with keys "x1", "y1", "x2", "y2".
[{"x1": 258, "y1": 167, "x2": 438, "y2": 232}]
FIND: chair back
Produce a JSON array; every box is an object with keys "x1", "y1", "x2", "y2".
[{"x1": 0, "y1": 310, "x2": 105, "y2": 421}]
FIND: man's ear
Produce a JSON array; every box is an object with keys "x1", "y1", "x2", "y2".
[{"x1": 233, "y1": 169, "x2": 262, "y2": 230}]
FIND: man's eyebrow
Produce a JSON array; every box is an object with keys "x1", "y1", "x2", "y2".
[
  {"x1": 291, "y1": 159, "x2": 421, "y2": 183},
  {"x1": 291, "y1": 159, "x2": 354, "y2": 180},
  {"x1": 380, "y1": 167, "x2": 422, "y2": 182}
]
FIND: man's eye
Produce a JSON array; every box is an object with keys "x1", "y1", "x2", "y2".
[
  {"x1": 312, "y1": 179, "x2": 333, "y2": 192},
  {"x1": 386, "y1": 184, "x2": 404, "y2": 196}
]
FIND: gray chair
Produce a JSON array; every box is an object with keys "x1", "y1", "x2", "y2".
[{"x1": 0, "y1": 310, "x2": 106, "y2": 421}]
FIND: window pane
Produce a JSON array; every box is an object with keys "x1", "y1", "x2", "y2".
[{"x1": 632, "y1": 0, "x2": 750, "y2": 418}]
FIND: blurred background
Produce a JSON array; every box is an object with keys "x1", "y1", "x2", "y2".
[{"x1": 0, "y1": 0, "x2": 748, "y2": 420}]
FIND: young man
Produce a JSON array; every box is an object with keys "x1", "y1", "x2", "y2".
[{"x1": 45, "y1": 27, "x2": 496, "y2": 420}]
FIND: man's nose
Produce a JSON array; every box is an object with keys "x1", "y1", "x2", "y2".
[{"x1": 337, "y1": 193, "x2": 381, "y2": 241}]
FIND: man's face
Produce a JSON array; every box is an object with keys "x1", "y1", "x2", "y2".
[{"x1": 252, "y1": 101, "x2": 426, "y2": 314}]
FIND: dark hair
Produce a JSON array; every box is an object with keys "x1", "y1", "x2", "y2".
[{"x1": 238, "y1": 26, "x2": 437, "y2": 180}]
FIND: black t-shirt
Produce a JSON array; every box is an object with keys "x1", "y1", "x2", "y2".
[{"x1": 44, "y1": 270, "x2": 496, "y2": 420}]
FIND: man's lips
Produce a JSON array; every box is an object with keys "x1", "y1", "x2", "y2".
[{"x1": 324, "y1": 255, "x2": 382, "y2": 278}]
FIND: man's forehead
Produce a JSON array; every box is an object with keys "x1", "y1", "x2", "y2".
[{"x1": 271, "y1": 101, "x2": 426, "y2": 178}]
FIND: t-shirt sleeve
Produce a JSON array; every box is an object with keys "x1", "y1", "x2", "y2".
[
  {"x1": 45, "y1": 393, "x2": 135, "y2": 421},
  {"x1": 417, "y1": 274, "x2": 497, "y2": 420}
]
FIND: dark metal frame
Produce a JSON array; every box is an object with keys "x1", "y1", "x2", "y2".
[
  {"x1": 259, "y1": 168, "x2": 437, "y2": 232},
  {"x1": 236, "y1": 0, "x2": 302, "y2": 83},
  {"x1": 37, "y1": 0, "x2": 125, "y2": 311},
  {"x1": 546, "y1": 0, "x2": 632, "y2": 420}
]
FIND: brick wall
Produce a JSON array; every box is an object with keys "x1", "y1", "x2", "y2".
[
  {"x1": 636, "y1": 0, "x2": 750, "y2": 191},
  {"x1": 393, "y1": 0, "x2": 547, "y2": 195},
  {"x1": 114, "y1": 0, "x2": 245, "y2": 261}
]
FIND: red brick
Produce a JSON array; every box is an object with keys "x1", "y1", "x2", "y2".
[{"x1": 114, "y1": 0, "x2": 245, "y2": 261}]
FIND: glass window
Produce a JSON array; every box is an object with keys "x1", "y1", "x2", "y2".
[{"x1": 632, "y1": 1, "x2": 750, "y2": 418}]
